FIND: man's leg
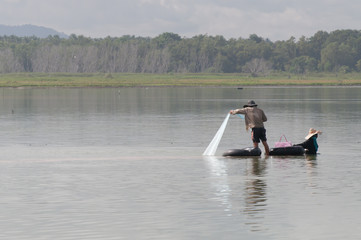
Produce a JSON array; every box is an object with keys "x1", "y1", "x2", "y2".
[
  {"x1": 251, "y1": 129, "x2": 260, "y2": 149},
  {"x1": 262, "y1": 140, "x2": 270, "y2": 155}
]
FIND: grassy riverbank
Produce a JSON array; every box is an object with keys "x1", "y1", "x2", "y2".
[{"x1": 1, "y1": 72, "x2": 361, "y2": 87}]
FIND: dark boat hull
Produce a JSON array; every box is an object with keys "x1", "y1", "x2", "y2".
[
  {"x1": 223, "y1": 147, "x2": 262, "y2": 157},
  {"x1": 269, "y1": 146, "x2": 305, "y2": 156}
]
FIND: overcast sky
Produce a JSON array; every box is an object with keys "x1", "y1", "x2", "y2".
[{"x1": 1, "y1": 0, "x2": 360, "y2": 41}]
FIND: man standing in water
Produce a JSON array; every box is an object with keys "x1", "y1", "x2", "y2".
[{"x1": 230, "y1": 100, "x2": 270, "y2": 155}]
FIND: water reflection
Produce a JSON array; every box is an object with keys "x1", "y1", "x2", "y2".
[
  {"x1": 305, "y1": 154, "x2": 317, "y2": 161},
  {"x1": 203, "y1": 156, "x2": 232, "y2": 215},
  {"x1": 204, "y1": 156, "x2": 269, "y2": 232},
  {"x1": 243, "y1": 157, "x2": 268, "y2": 232},
  {"x1": 205, "y1": 155, "x2": 320, "y2": 233},
  {"x1": 305, "y1": 155, "x2": 318, "y2": 171},
  {"x1": 304, "y1": 155, "x2": 318, "y2": 192}
]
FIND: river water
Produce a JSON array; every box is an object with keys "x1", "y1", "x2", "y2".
[{"x1": 0, "y1": 86, "x2": 360, "y2": 240}]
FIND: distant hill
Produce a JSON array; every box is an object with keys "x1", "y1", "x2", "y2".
[{"x1": 0, "y1": 24, "x2": 68, "y2": 38}]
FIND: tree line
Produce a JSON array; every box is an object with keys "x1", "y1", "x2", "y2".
[{"x1": 1, "y1": 29, "x2": 361, "y2": 75}]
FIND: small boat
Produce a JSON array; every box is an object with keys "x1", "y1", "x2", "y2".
[
  {"x1": 269, "y1": 146, "x2": 305, "y2": 156},
  {"x1": 223, "y1": 147, "x2": 262, "y2": 157}
]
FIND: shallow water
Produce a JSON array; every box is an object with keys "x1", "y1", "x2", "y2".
[{"x1": 0, "y1": 87, "x2": 360, "y2": 239}]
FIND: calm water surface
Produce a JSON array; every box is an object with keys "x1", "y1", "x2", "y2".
[{"x1": 0, "y1": 87, "x2": 360, "y2": 240}]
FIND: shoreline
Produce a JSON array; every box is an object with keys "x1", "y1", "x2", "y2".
[
  {"x1": 1, "y1": 72, "x2": 361, "y2": 88},
  {"x1": 5, "y1": 85, "x2": 361, "y2": 90}
]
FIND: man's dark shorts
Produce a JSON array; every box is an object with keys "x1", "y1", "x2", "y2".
[{"x1": 252, "y1": 127, "x2": 267, "y2": 143}]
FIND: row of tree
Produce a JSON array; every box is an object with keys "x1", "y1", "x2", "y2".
[{"x1": 1, "y1": 29, "x2": 361, "y2": 75}]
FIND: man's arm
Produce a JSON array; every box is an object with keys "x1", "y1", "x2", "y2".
[{"x1": 230, "y1": 108, "x2": 246, "y2": 115}]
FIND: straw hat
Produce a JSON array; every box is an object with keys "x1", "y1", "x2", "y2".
[
  {"x1": 305, "y1": 128, "x2": 322, "y2": 139},
  {"x1": 243, "y1": 100, "x2": 258, "y2": 108}
]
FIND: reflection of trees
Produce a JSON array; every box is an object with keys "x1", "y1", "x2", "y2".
[{"x1": 243, "y1": 157, "x2": 268, "y2": 232}]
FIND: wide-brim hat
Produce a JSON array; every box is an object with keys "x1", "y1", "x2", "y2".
[
  {"x1": 305, "y1": 128, "x2": 322, "y2": 139},
  {"x1": 243, "y1": 100, "x2": 258, "y2": 108}
]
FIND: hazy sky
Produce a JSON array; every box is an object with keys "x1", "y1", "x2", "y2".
[{"x1": 1, "y1": 0, "x2": 360, "y2": 40}]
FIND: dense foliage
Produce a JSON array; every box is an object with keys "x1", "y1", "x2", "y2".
[{"x1": 1, "y1": 30, "x2": 361, "y2": 74}]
